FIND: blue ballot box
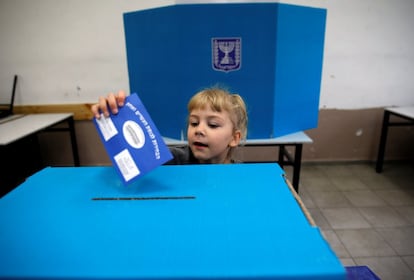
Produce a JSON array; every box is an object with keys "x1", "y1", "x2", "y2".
[
  {"x1": 0, "y1": 164, "x2": 346, "y2": 279},
  {"x1": 123, "y1": 3, "x2": 326, "y2": 139}
]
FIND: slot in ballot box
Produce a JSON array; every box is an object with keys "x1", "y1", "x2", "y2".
[
  {"x1": 0, "y1": 164, "x2": 346, "y2": 280},
  {"x1": 124, "y1": 3, "x2": 326, "y2": 139}
]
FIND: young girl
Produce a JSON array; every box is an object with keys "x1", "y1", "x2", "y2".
[{"x1": 91, "y1": 87, "x2": 248, "y2": 164}]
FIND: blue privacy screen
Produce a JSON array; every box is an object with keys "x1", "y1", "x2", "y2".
[{"x1": 124, "y1": 3, "x2": 326, "y2": 139}]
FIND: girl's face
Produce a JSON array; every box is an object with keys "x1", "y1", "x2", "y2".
[{"x1": 187, "y1": 106, "x2": 241, "y2": 164}]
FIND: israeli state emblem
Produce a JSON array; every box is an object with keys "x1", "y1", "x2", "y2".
[{"x1": 212, "y1": 37, "x2": 241, "y2": 73}]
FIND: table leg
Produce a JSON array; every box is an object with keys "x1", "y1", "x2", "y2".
[
  {"x1": 68, "y1": 117, "x2": 80, "y2": 166},
  {"x1": 376, "y1": 110, "x2": 390, "y2": 173},
  {"x1": 292, "y1": 144, "x2": 303, "y2": 193},
  {"x1": 278, "y1": 144, "x2": 285, "y2": 168},
  {"x1": 279, "y1": 144, "x2": 301, "y2": 193}
]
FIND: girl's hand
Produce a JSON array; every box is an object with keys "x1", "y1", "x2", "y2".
[{"x1": 91, "y1": 90, "x2": 127, "y2": 119}]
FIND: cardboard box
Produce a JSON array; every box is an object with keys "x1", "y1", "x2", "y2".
[{"x1": 124, "y1": 3, "x2": 326, "y2": 139}]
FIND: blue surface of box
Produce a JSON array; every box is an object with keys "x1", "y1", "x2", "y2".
[
  {"x1": 124, "y1": 3, "x2": 326, "y2": 139},
  {"x1": 93, "y1": 93, "x2": 172, "y2": 184},
  {"x1": 0, "y1": 164, "x2": 345, "y2": 280}
]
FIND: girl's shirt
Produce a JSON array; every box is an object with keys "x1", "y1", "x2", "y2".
[
  {"x1": 165, "y1": 146, "x2": 199, "y2": 165},
  {"x1": 165, "y1": 146, "x2": 240, "y2": 165}
]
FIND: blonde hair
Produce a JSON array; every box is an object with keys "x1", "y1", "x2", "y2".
[{"x1": 187, "y1": 87, "x2": 248, "y2": 140}]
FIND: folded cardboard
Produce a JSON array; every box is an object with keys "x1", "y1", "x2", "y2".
[{"x1": 124, "y1": 3, "x2": 326, "y2": 139}]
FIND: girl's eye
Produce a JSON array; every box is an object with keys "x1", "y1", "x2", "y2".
[
  {"x1": 208, "y1": 123, "x2": 220, "y2": 128},
  {"x1": 190, "y1": 122, "x2": 198, "y2": 127}
]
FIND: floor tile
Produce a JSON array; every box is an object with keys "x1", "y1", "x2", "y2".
[
  {"x1": 319, "y1": 164, "x2": 355, "y2": 178},
  {"x1": 361, "y1": 175, "x2": 400, "y2": 191},
  {"x1": 308, "y1": 191, "x2": 352, "y2": 208},
  {"x1": 375, "y1": 190, "x2": 414, "y2": 206},
  {"x1": 343, "y1": 190, "x2": 388, "y2": 207},
  {"x1": 321, "y1": 208, "x2": 371, "y2": 229},
  {"x1": 300, "y1": 162, "x2": 413, "y2": 278},
  {"x1": 381, "y1": 163, "x2": 414, "y2": 190},
  {"x1": 402, "y1": 255, "x2": 414, "y2": 271},
  {"x1": 353, "y1": 256, "x2": 414, "y2": 280},
  {"x1": 331, "y1": 177, "x2": 369, "y2": 191},
  {"x1": 321, "y1": 230, "x2": 350, "y2": 258},
  {"x1": 340, "y1": 258, "x2": 355, "y2": 267},
  {"x1": 347, "y1": 163, "x2": 377, "y2": 177},
  {"x1": 308, "y1": 208, "x2": 331, "y2": 229},
  {"x1": 392, "y1": 176, "x2": 414, "y2": 190},
  {"x1": 336, "y1": 228, "x2": 396, "y2": 257},
  {"x1": 395, "y1": 206, "x2": 414, "y2": 224},
  {"x1": 299, "y1": 164, "x2": 327, "y2": 178},
  {"x1": 296, "y1": 188, "x2": 316, "y2": 209},
  {"x1": 300, "y1": 176, "x2": 337, "y2": 192},
  {"x1": 377, "y1": 227, "x2": 414, "y2": 255},
  {"x1": 358, "y1": 206, "x2": 410, "y2": 227}
]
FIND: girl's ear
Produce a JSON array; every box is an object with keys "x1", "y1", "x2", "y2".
[{"x1": 229, "y1": 130, "x2": 242, "y2": 147}]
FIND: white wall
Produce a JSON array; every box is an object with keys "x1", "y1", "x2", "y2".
[
  {"x1": 0, "y1": 0, "x2": 173, "y2": 105},
  {"x1": 1, "y1": 0, "x2": 413, "y2": 109},
  {"x1": 281, "y1": 0, "x2": 414, "y2": 109}
]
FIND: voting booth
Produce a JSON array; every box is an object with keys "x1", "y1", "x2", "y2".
[{"x1": 123, "y1": 3, "x2": 326, "y2": 139}]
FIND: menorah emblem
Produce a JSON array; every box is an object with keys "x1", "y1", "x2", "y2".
[
  {"x1": 219, "y1": 41, "x2": 235, "y2": 65},
  {"x1": 212, "y1": 37, "x2": 241, "y2": 73}
]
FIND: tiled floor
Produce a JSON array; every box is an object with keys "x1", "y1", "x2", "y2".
[{"x1": 295, "y1": 161, "x2": 414, "y2": 280}]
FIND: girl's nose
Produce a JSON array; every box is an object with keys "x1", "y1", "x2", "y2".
[
  {"x1": 195, "y1": 123, "x2": 206, "y2": 136},
  {"x1": 195, "y1": 130, "x2": 204, "y2": 136}
]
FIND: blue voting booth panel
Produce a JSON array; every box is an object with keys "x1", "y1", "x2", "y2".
[{"x1": 124, "y1": 3, "x2": 326, "y2": 139}]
